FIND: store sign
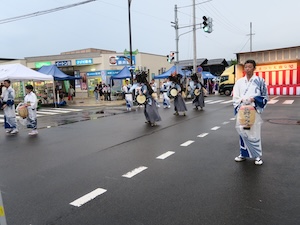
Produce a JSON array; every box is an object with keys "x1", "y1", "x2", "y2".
[
  {"x1": 55, "y1": 60, "x2": 72, "y2": 67},
  {"x1": 256, "y1": 63, "x2": 297, "y2": 72},
  {"x1": 35, "y1": 61, "x2": 51, "y2": 68},
  {"x1": 87, "y1": 70, "x2": 120, "y2": 77},
  {"x1": 76, "y1": 58, "x2": 93, "y2": 65},
  {"x1": 86, "y1": 71, "x2": 101, "y2": 76},
  {"x1": 114, "y1": 55, "x2": 136, "y2": 66},
  {"x1": 106, "y1": 70, "x2": 120, "y2": 76}
]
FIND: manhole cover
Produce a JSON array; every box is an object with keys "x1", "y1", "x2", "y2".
[{"x1": 268, "y1": 119, "x2": 300, "y2": 125}]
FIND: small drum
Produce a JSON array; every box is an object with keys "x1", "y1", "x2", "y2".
[
  {"x1": 18, "y1": 105, "x2": 28, "y2": 119},
  {"x1": 170, "y1": 88, "x2": 178, "y2": 97},
  {"x1": 151, "y1": 93, "x2": 158, "y2": 99},
  {"x1": 136, "y1": 95, "x2": 146, "y2": 104},
  {"x1": 238, "y1": 105, "x2": 256, "y2": 129},
  {"x1": 194, "y1": 88, "x2": 200, "y2": 96}
]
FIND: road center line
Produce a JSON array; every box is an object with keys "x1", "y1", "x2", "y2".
[
  {"x1": 122, "y1": 166, "x2": 148, "y2": 178},
  {"x1": 211, "y1": 126, "x2": 220, "y2": 130},
  {"x1": 180, "y1": 140, "x2": 194, "y2": 146},
  {"x1": 197, "y1": 133, "x2": 209, "y2": 137},
  {"x1": 222, "y1": 121, "x2": 230, "y2": 125},
  {"x1": 157, "y1": 151, "x2": 175, "y2": 159},
  {"x1": 70, "y1": 188, "x2": 107, "y2": 207}
]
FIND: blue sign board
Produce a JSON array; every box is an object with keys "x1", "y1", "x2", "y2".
[
  {"x1": 116, "y1": 56, "x2": 136, "y2": 66},
  {"x1": 76, "y1": 58, "x2": 93, "y2": 65},
  {"x1": 86, "y1": 70, "x2": 120, "y2": 77},
  {"x1": 55, "y1": 60, "x2": 72, "y2": 67}
]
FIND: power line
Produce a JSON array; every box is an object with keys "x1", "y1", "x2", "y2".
[{"x1": 0, "y1": 0, "x2": 96, "y2": 24}]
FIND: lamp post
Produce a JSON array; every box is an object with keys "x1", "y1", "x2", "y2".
[{"x1": 128, "y1": 0, "x2": 133, "y2": 85}]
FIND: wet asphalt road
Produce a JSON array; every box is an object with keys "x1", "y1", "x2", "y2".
[{"x1": 0, "y1": 96, "x2": 300, "y2": 225}]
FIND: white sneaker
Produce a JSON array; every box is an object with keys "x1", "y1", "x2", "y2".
[
  {"x1": 10, "y1": 129, "x2": 19, "y2": 134},
  {"x1": 28, "y1": 130, "x2": 38, "y2": 136},
  {"x1": 5, "y1": 129, "x2": 12, "y2": 133},
  {"x1": 234, "y1": 155, "x2": 246, "y2": 162},
  {"x1": 254, "y1": 158, "x2": 263, "y2": 165}
]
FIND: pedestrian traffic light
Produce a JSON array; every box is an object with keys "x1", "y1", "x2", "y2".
[
  {"x1": 203, "y1": 16, "x2": 213, "y2": 33},
  {"x1": 167, "y1": 52, "x2": 175, "y2": 63}
]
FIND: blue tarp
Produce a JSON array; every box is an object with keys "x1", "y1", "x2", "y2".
[
  {"x1": 153, "y1": 66, "x2": 190, "y2": 79},
  {"x1": 38, "y1": 65, "x2": 81, "y2": 81},
  {"x1": 111, "y1": 66, "x2": 131, "y2": 80},
  {"x1": 201, "y1": 71, "x2": 216, "y2": 79}
]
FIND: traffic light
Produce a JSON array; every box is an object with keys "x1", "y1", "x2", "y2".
[
  {"x1": 202, "y1": 16, "x2": 213, "y2": 33},
  {"x1": 167, "y1": 52, "x2": 175, "y2": 63}
]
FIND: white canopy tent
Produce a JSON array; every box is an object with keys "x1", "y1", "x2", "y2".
[{"x1": 0, "y1": 63, "x2": 57, "y2": 106}]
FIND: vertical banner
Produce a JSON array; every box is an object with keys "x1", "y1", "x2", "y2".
[{"x1": 0, "y1": 190, "x2": 7, "y2": 225}]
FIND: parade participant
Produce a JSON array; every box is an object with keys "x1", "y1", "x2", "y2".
[
  {"x1": 150, "y1": 79, "x2": 160, "y2": 108},
  {"x1": 233, "y1": 59, "x2": 268, "y2": 165},
  {"x1": 169, "y1": 74, "x2": 187, "y2": 116},
  {"x1": 191, "y1": 73, "x2": 205, "y2": 110},
  {"x1": 1, "y1": 80, "x2": 18, "y2": 134},
  {"x1": 160, "y1": 78, "x2": 171, "y2": 109},
  {"x1": 24, "y1": 84, "x2": 39, "y2": 136},
  {"x1": 122, "y1": 79, "x2": 133, "y2": 111},
  {"x1": 137, "y1": 71, "x2": 161, "y2": 126}
]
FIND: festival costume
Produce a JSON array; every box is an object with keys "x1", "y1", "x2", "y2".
[
  {"x1": 171, "y1": 83, "x2": 187, "y2": 115},
  {"x1": 161, "y1": 82, "x2": 171, "y2": 108},
  {"x1": 2, "y1": 86, "x2": 17, "y2": 132},
  {"x1": 192, "y1": 82, "x2": 205, "y2": 110},
  {"x1": 24, "y1": 91, "x2": 38, "y2": 133},
  {"x1": 123, "y1": 83, "x2": 133, "y2": 111},
  {"x1": 233, "y1": 75, "x2": 268, "y2": 160}
]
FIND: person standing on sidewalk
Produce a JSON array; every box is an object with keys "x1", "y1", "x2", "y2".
[
  {"x1": 1, "y1": 80, "x2": 18, "y2": 134},
  {"x1": 94, "y1": 84, "x2": 99, "y2": 101},
  {"x1": 24, "y1": 85, "x2": 38, "y2": 136},
  {"x1": 233, "y1": 59, "x2": 268, "y2": 165},
  {"x1": 123, "y1": 79, "x2": 133, "y2": 111}
]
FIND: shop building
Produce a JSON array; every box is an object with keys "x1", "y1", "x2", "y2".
[
  {"x1": 236, "y1": 46, "x2": 300, "y2": 95},
  {"x1": 23, "y1": 48, "x2": 170, "y2": 98}
]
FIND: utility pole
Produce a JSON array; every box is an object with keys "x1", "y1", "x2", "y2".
[
  {"x1": 128, "y1": 0, "x2": 133, "y2": 85},
  {"x1": 247, "y1": 22, "x2": 255, "y2": 52},
  {"x1": 174, "y1": 5, "x2": 179, "y2": 74},
  {"x1": 192, "y1": 0, "x2": 197, "y2": 73}
]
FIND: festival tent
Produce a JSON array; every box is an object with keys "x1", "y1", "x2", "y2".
[
  {"x1": 201, "y1": 71, "x2": 217, "y2": 79},
  {"x1": 153, "y1": 65, "x2": 190, "y2": 79},
  {"x1": 111, "y1": 66, "x2": 131, "y2": 80},
  {"x1": 0, "y1": 63, "x2": 53, "y2": 81},
  {"x1": 38, "y1": 65, "x2": 81, "y2": 81}
]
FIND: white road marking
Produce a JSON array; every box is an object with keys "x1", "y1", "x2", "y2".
[
  {"x1": 282, "y1": 100, "x2": 294, "y2": 104},
  {"x1": 156, "y1": 151, "x2": 175, "y2": 159},
  {"x1": 69, "y1": 188, "x2": 107, "y2": 207},
  {"x1": 204, "y1": 100, "x2": 214, "y2": 103},
  {"x1": 51, "y1": 108, "x2": 82, "y2": 112},
  {"x1": 268, "y1": 99, "x2": 279, "y2": 104},
  {"x1": 36, "y1": 111, "x2": 59, "y2": 115},
  {"x1": 122, "y1": 166, "x2": 148, "y2": 178},
  {"x1": 211, "y1": 126, "x2": 220, "y2": 130},
  {"x1": 230, "y1": 117, "x2": 236, "y2": 121},
  {"x1": 221, "y1": 100, "x2": 233, "y2": 104},
  {"x1": 180, "y1": 140, "x2": 194, "y2": 146},
  {"x1": 206, "y1": 100, "x2": 224, "y2": 104},
  {"x1": 39, "y1": 109, "x2": 70, "y2": 113},
  {"x1": 222, "y1": 121, "x2": 230, "y2": 125},
  {"x1": 197, "y1": 133, "x2": 209, "y2": 137}
]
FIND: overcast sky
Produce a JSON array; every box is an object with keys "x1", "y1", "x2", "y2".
[{"x1": 1, "y1": 0, "x2": 300, "y2": 61}]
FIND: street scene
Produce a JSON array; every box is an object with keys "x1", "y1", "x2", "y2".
[{"x1": 0, "y1": 95, "x2": 300, "y2": 224}]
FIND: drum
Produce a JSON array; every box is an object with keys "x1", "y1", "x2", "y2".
[
  {"x1": 238, "y1": 105, "x2": 256, "y2": 129},
  {"x1": 151, "y1": 93, "x2": 158, "y2": 99},
  {"x1": 136, "y1": 95, "x2": 146, "y2": 104},
  {"x1": 194, "y1": 88, "x2": 200, "y2": 96},
  {"x1": 170, "y1": 88, "x2": 178, "y2": 97},
  {"x1": 18, "y1": 105, "x2": 28, "y2": 119}
]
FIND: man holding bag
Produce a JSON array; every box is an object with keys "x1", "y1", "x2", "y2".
[{"x1": 24, "y1": 84, "x2": 38, "y2": 136}]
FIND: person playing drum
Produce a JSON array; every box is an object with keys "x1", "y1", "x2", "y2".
[
  {"x1": 233, "y1": 59, "x2": 268, "y2": 165},
  {"x1": 137, "y1": 71, "x2": 161, "y2": 126},
  {"x1": 24, "y1": 84, "x2": 39, "y2": 135},
  {"x1": 169, "y1": 74, "x2": 187, "y2": 116},
  {"x1": 191, "y1": 73, "x2": 205, "y2": 110}
]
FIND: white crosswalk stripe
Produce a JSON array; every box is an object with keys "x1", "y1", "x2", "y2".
[{"x1": 0, "y1": 108, "x2": 83, "y2": 123}]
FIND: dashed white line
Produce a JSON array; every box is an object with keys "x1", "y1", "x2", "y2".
[
  {"x1": 70, "y1": 188, "x2": 107, "y2": 207},
  {"x1": 156, "y1": 151, "x2": 175, "y2": 159},
  {"x1": 211, "y1": 126, "x2": 220, "y2": 130},
  {"x1": 283, "y1": 100, "x2": 294, "y2": 104},
  {"x1": 197, "y1": 133, "x2": 209, "y2": 138},
  {"x1": 221, "y1": 100, "x2": 233, "y2": 104},
  {"x1": 122, "y1": 166, "x2": 148, "y2": 178},
  {"x1": 180, "y1": 140, "x2": 194, "y2": 146},
  {"x1": 230, "y1": 117, "x2": 236, "y2": 121},
  {"x1": 222, "y1": 121, "x2": 230, "y2": 125},
  {"x1": 268, "y1": 99, "x2": 279, "y2": 104}
]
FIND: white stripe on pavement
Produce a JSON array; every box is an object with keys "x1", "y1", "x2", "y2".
[
  {"x1": 36, "y1": 111, "x2": 59, "y2": 115},
  {"x1": 51, "y1": 108, "x2": 82, "y2": 111},
  {"x1": 38, "y1": 109, "x2": 70, "y2": 113},
  {"x1": 283, "y1": 100, "x2": 294, "y2": 104},
  {"x1": 221, "y1": 100, "x2": 233, "y2": 104},
  {"x1": 206, "y1": 100, "x2": 224, "y2": 104},
  {"x1": 222, "y1": 121, "x2": 230, "y2": 125},
  {"x1": 69, "y1": 188, "x2": 107, "y2": 207},
  {"x1": 180, "y1": 140, "x2": 194, "y2": 146},
  {"x1": 230, "y1": 118, "x2": 236, "y2": 121},
  {"x1": 211, "y1": 126, "x2": 220, "y2": 130},
  {"x1": 197, "y1": 133, "x2": 209, "y2": 138},
  {"x1": 156, "y1": 151, "x2": 175, "y2": 159},
  {"x1": 268, "y1": 99, "x2": 279, "y2": 104},
  {"x1": 122, "y1": 166, "x2": 148, "y2": 178}
]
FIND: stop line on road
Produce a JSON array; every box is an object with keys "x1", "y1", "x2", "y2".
[{"x1": 0, "y1": 108, "x2": 83, "y2": 124}]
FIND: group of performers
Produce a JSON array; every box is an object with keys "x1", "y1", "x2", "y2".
[{"x1": 124, "y1": 71, "x2": 206, "y2": 127}]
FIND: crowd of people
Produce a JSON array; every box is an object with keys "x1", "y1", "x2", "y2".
[{"x1": 93, "y1": 82, "x2": 112, "y2": 102}]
